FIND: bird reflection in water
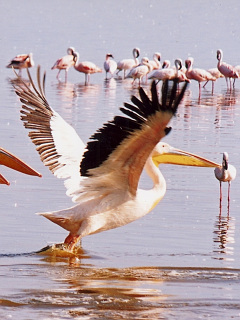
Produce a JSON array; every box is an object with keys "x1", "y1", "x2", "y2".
[{"x1": 213, "y1": 213, "x2": 235, "y2": 259}]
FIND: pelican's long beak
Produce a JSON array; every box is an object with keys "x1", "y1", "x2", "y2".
[
  {"x1": 0, "y1": 173, "x2": 10, "y2": 185},
  {"x1": 153, "y1": 146, "x2": 220, "y2": 168},
  {"x1": 0, "y1": 147, "x2": 42, "y2": 185}
]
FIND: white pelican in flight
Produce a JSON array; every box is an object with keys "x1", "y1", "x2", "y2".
[
  {"x1": 214, "y1": 152, "x2": 236, "y2": 203},
  {"x1": 0, "y1": 147, "x2": 41, "y2": 185},
  {"x1": 14, "y1": 67, "x2": 220, "y2": 251}
]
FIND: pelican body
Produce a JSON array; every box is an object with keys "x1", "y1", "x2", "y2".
[
  {"x1": 51, "y1": 47, "x2": 75, "y2": 81},
  {"x1": 0, "y1": 147, "x2": 41, "y2": 185},
  {"x1": 214, "y1": 152, "x2": 236, "y2": 202},
  {"x1": 14, "y1": 67, "x2": 220, "y2": 251}
]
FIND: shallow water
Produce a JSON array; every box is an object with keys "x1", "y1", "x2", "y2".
[{"x1": 1, "y1": 1, "x2": 240, "y2": 319}]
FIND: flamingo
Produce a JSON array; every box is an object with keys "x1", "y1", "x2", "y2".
[
  {"x1": 6, "y1": 53, "x2": 34, "y2": 76},
  {"x1": 51, "y1": 47, "x2": 75, "y2": 81},
  {"x1": 126, "y1": 57, "x2": 152, "y2": 85},
  {"x1": 0, "y1": 147, "x2": 41, "y2": 185},
  {"x1": 203, "y1": 67, "x2": 224, "y2": 92},
  {"x1": 149, "y1": 52, "x2": 161, "y2": 70},
  {"x1": 116, "y1": 47, "x2": 140, "y2": 78},
  {"x1": 216, "y1": 49, "x2": 239, "y2": 90},
  {"x1": 104, "y1": 53, "x2": 117, "y2": 79},
  {"x1": 149, "y1": 59, "x2": 189, "y2": 83},
  {"x1": 214, "y1": 152, "x2": 236, "y2": 203},
  {"x1": 13, "y1": 66, "x2": 220, "y2": 252},
  {"x1": 185, "y1": 57, "x2": 216, "y2": 97},
  {"x1": 73, "y1": 51, "x2": 102, "y2": 84}
]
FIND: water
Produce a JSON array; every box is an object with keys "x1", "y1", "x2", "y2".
[{"x1": 0, "y1": 0, "x2": 240, "y2": 319}]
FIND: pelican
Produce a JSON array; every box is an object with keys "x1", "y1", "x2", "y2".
[
  {"x1": 116, "y1": 47, "x2": 140, "y2": 78},
  {"x1": 0, "y1": 147, "x2": 41, "y2": 185},
  {"x1": 214, "y1": 152, "x2": 236, "y2": 202},
  {"x1": 216, "y1": 49, "x2": 239, "y2": 90},
  {"x1": 73, "y1": 51, "x2": 102, "y2": 84},
  {"x1": 51, "y1": 47, "x2": 75, "y2": 81},
  {"x1": 14, "y1": 67, "x2": 220, "y2": 251},
  {"x1": 104, "y1": 53, "x2": 117, "y2": 79},
  {"x1": 185, "y1": 57, "x2": 216, "y2": 97},
  {"x1": 6, "y1": 53, "x2": 34, "y2": 76}
]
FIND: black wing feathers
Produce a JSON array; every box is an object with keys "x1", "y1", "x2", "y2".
[{"x1": 80, "y1": 79, "x2": 188, "y2": 176}]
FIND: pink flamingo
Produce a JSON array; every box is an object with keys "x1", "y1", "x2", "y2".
[
  {"x1": 203, "y1": 68, "x2": 224, "y2": 92},
  {"x1": 116, "y1": 48, "x2": 140, "y2": 78},
  {"x1": 216, "y1": 49, "x2": 238, "y2": 90},
  {"x1": 73, "y1": 51, "x2": 102, "y2": 84},
  {"x1": 149, "y1": 52, "x2": 161, "y2": 70},
  {"x1": 104, "y1": 53, "x2": 117, "y2": 79},
  {"x1": 149, "y1": 59, "x2": 189, "y2": 83},
  {"x1": 126, "y1": 57, "x2": 152, "y2": 86},
  {"x1": 6, "y1": 53, "x2": 34, "y2": 76},
  {"x1": 185, "y1": 57, "x2": 216, "y2": 97},
  {"x1": 51, "y1": 47, "x2": 75, "y2": 81}
]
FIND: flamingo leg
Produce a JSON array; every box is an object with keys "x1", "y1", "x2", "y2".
[
  {"x1": 56, "y1": 69, "x2": 61, "y2": 80},
  {"x1": 203, "y1": 80, "x2": 208, "y2": 88},
  {"x1": 219, "y1": 181, "x2": 222, "y2": 203}
]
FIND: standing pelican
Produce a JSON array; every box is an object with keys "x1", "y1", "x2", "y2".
[
  {"x1": 0, "y1": 147, "x2": 41, "y2": 185},
  {"x1": 126, "y1": 57, "x2": 152, "y2": 85},
  {"x1": 214, "y1": 152, "x2": 236, "y2": 203},
  {"x1": 14, "y1": 67, "x2": 220, "y2": 251},
  {"x1": 116, "y1": 47, "x2": 140, "y2": 78},
  {"x1": 216, "y1": 49, "x2": 239, "y2": 90},
  {"x1": 6, "y1": 53, "x2": 34, "y2": 76},
  {"x1": 51, "y1": 47, "x2": 75, "y2": 81},
  {"x1": 104, "y1": 53, "x2": 117, "y2": 79},
  {"x1": 73, "y1": 51, "x2": 102, "y2": 84},
  {"x1": 185, "y1": 57, "x2": 216, "y2": 97}
]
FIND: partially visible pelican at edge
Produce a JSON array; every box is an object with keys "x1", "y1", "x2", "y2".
[
  {"x1": 13, "y1": 67, "x2": 220, "y2": 251},
  {"x1": 214, "y1": 152, "x2": 236, "y2": 203},
  {"x1": 0, "y1": 147, "x2": 41, "y2": 185}
]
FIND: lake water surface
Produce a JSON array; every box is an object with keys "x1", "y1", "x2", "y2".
[{"x1": 1, "y1": 1, "x2": 240, "y2": 319}]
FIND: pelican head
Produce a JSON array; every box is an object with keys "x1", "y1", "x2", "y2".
[{"x1": 152, "y1": 142, "x2": 220, "y2": 168}]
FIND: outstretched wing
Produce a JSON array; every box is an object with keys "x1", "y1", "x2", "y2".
[
  {"x1": 14, "y1": 66, "x2": 85, "y2": 200},
  {"x1": 77, "y1": 79, "x2": 188, "y2": 204}
]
